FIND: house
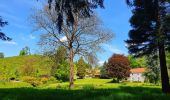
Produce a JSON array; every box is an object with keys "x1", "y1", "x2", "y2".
[
  {"x1": 84, "y1": 69, "x2": 101, "y2": 78},
  {"x1": 128, "y1": 68, "x2": 145, "y2": 82}
]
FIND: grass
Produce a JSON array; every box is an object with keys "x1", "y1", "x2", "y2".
[{"x1": 0, "y1": 79, "x2": 170, "y2": 100}]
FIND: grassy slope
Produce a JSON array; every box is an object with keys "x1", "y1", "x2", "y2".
[
  {"x1": 0, "y1": 55, "x2": 51, "y2": 76},
  {"x1": 0, "y1": 79, "x2": 169, "y2": 100}
]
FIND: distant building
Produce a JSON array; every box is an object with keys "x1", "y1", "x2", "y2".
[{"x1": 128, "y1": 68, "x2": 145, "y2": 82}]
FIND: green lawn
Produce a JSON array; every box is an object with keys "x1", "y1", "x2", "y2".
[{"x1": 0, "y1": 79, "x2": 170, "y2": 100}]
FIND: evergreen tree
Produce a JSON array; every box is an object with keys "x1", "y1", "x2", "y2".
[
  {"x1": 49, "y1": 46, "x2": 68, "y2": 76},
  {"x1": 144, "y1": 54, "x2": 160, "y2": 84},
  {"x1": 0, "y1": 16, "x2": 11, "y2": 41},
  {"x1": 100, "y1": 61, "x2": 109, "y2": 78},
  {"x1": 47, "y1": 0, "x2": 104, "y2": 32},
  {"x1": 126, "y1": 0, "x2": 170, "y2": 93},
  {"x1": 77, "y1": 57, "x2": 86, "y2": 79}
]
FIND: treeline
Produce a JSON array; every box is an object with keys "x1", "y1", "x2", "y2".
[{"x1": 100, "y1": 53, "x2": 170, "y2": 84}]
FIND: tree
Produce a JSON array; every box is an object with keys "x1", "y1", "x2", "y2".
[
  {"x1": 47, "y1": 0, "x2": 104, "y2": 32},
  {"x1": 166, "y1": 51, "x2": 170, "y2": 69},
  {"x1": 100, "y1": 61, "x2": 109, "y2": 78},
  {"x1": 144, "y1": 54, "x2": 160, "y2": 84},
  {"x1": 55, "y1": 61, "x2": 69, "y2": 81},
  {"x1": 128, "y1": 55, "x2": 146, "y2": 68},
  {"x1": 31, "y1": 6, "x2": 113, "y2": 88},
  {"x1": 126, "y1": 0, "x2": 170, "y2": 93},
  {"x1": 107, "y1": 54, "x2": 130, "y2": 82},
  {"x1": 44, "y1": 46, "x2": 69, "y2": 82},
  {"x1": 76, "y1": 57, "x2": 86, "y2": 79},
  {"x1": 0, "y1": 16, "x2": 11, "y2": 41},
  {"x1": 0, "y1": 52, "x2": 4, "y2": 58},
  {"x1": 19, "y1": 46, "x2": 31, "y2": 56},
  {"x1": 47, "y1": 46, "x2": 68, "y2": 76}
]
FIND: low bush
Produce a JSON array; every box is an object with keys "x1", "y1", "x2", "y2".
[
  {"x1": 22, "y1": 76, "x2": 42, "y2": 87},
  {"x1": 40, "y1": 77, "x2": 48, "y2": 84}
]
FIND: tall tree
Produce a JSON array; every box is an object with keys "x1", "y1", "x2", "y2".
[
  {"x1": 47, "y1": 46, "x2": 67, "y2": 76},
  {"x1": 47, "y1": 0, "x2": 104, "y2": 32},
  {"x1": 77, "y1": 57, "x2": 86, "y2": 79},
  {"x1": 100, "y1": 61, "x2": 109, "y2": 78},
  {"x1": 126, "y1": 0, "x2": 170, "y2": 93},
  {"x1": 144, "y1": 54, "x2": 160, "y2": 84},
  {"x1": 0, "y1": 16, "x2": 11, "y2": 41},
  {"x1": 31, "y1": 6, "x2": 113, "y2": 88},
  {"x1": 107, "y1": 54, "x2": 130, "y2": 82}
]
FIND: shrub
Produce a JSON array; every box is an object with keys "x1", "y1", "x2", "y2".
[
  {"x1": 40, "y1": 77, "x2": 49, "y2": 84},
  {"x1": 49, "y1": 76, "x2": 56, "y2": 82},
  {"x1": 22, "y1": 76, "x2": 42, "y2": 87}
]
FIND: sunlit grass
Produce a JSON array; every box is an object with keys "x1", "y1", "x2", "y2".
[{"x1": 0, "y1": 79, "x2": 169, "y2": 100}]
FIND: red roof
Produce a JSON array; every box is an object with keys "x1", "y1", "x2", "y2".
[{"x1": 130, "y1": 68, "x2": 145, "y2": 73}]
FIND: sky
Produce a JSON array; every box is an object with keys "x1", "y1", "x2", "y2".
[{"x1": 0, "y1": 0, "x2": 132, "y2": 65}]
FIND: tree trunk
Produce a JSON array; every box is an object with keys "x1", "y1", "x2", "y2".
[
  {"x1": 69, "y1": 48, "x2": 74, "y2": 89},
  {"x1": 158, "y1": 43, "x2": 170, "y2": 93},
  {"x1": 156, "y1": 0, "x2": 170, "y2": 93}
]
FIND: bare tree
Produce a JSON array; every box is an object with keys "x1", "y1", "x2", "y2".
[{"x1": 31, "y1": 6, "x2": 114, "y2": 88}]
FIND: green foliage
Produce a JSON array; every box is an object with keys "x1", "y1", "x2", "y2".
[
  {"x1": 54, "y1": 61, "x2": 69, "y2": 82},
  {"x1": 1, "y1": 79, "x2": 170, "y2": 100},
  {"x1": 21, "y1": 58, "x2": 36, "y2": 76},
  {"x1": 19, "y1": 46, "x2": 31, "y2": 56},
  {"x1": 144, "y1": 55, "x2": 160, "y2": 84},
  {"x1": 82, "y1": 84, "x2": 95, "y2": 90},
  {"x1": 166, "y1": 51, "x2": 170, "y2": 69},
  {"x1": 76, "y1": 57, "x2": 86, "y2": 79},
  {"x1": 0, "y1": 52, "x2": 4, "y2": 58},
  {"x1": 48, "y1": 46, "x2": 67, "y2": 76},
  {"x1": 0, "y1": 66, "x2": 13, "y2": 81},
  {"x1": 128, "y1": 55, "x2": 147, "y2": 68},
  {"x1": 0, "y1": 55, "x2": 51, "y2": 80},
  {"x1": 22, "y1": 76, "x2": 42, "y2": 87},
  {"x1": 100, "y1": 61, "x2": 109, "y2": 79},
  {"x1": 40, "y1": 77, "x2": 49, "y2": 84}
]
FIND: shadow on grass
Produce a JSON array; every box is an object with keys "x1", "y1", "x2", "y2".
[{"x1": 0, "y1": 86, "x2": 170, "y2": 100}]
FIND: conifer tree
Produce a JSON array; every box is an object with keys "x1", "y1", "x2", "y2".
[{"x1": 126, "y1": 0, "x2": 170, "y2": 93}]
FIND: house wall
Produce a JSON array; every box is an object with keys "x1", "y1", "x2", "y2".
[{"x1": 128, "y1": 73, "x2": 145, "y2": 82}]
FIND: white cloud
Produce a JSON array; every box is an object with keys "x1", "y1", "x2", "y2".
[
  {"x1": 3, "y1": 41, "x2": 17, "y2": 45},
  {"x1": 98, "y1": 60, "x2": 104, "y2": 66},
  {"x1": 103, "y1": 44, "x2": 127, "y2": 55},
  {"x1": 60, "y1": 36, "x2": 67, "y2": 42},
  {"x1": 29, "y1": 34, "x2": 36, "y2": 39}
]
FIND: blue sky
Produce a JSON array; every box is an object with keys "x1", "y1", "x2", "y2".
[{"x1": 0, "y1": 0, "x2": 132, "y2": 65}]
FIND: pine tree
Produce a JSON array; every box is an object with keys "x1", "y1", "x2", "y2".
[
  {"x1": 100, "y1": 61, "x2": 109, "y2": 78},
  {"x1": 0, "y1": 16, "x2": 11, "y2": 40},
  {"x1": 77, "y1": 57, "x2": 86, "y2": 79},
  {"x1": 126, "y1": 0, "x2": 170, "y2": 93},
  {"x1": 47, "y1": 0, "x2": 104, "y2": 32}
]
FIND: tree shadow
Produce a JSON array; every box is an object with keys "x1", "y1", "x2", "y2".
[{"x1": 0, "y1": 86, "x2": 170, "y2": 100}]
